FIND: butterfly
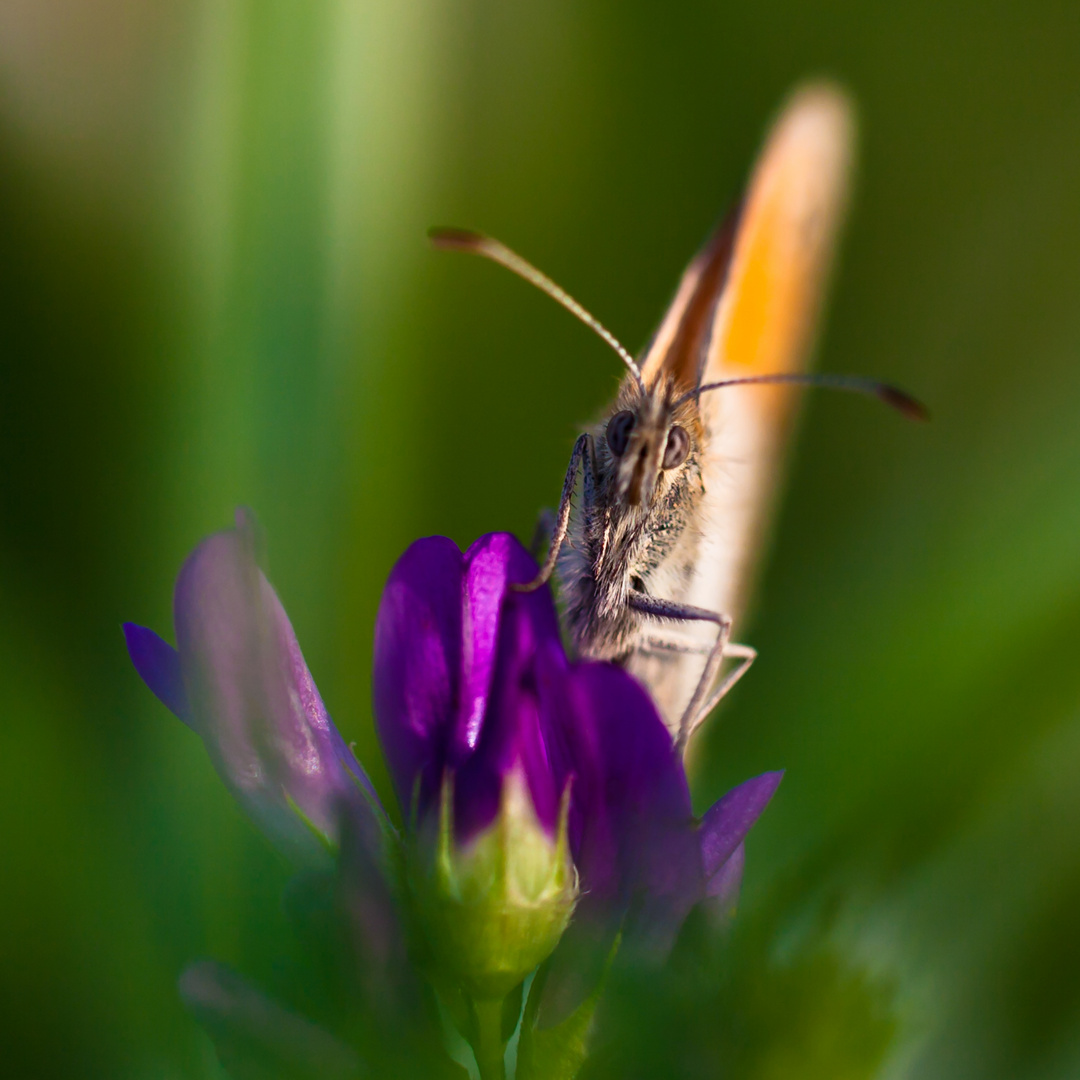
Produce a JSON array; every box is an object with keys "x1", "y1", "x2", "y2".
[{"x1": 432, "y1": 83, "x2": 925, "y2": 751}]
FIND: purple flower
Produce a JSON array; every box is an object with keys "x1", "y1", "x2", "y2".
[
  {"x1": 125, "y1": 518, "x2": 781, "y2": 1027},
  {"x1": 372, "y1": 532, "x2": 782, "y2": 1011},
  {"x1": 124, "y1": 510, "x2": 378, "y2": 865}
]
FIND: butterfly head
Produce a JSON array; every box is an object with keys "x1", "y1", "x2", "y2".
[
  {"x1": 604, "y1": 379, "x2": 703, "y2": 510},
  {"x1": 427, "y1": 224, "x2": 928, "y2": 516}
]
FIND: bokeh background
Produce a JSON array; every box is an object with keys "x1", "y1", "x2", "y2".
[{"x1": 2, "y1": 2, "x2": 1079, "y2": 1077}]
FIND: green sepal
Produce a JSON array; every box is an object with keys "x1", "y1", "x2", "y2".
[
  {"x1": 516, "y1": 935, "x2": 620, "y2": 1080},
  {"x1": 412, "y1": 771, "x2": 578, "y2": 1001},
  {"x1": 284, "y1": 792, "x2": 337, "y2": 857},
  {"x1": 282, "y1": 765, "x2": 400, "y2": 869}
]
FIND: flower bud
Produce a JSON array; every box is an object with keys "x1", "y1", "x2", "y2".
[
  {"x1": 125, "y1": 509, "x2": 381, "y2": 866},
  {"x1": 412, "y1": 770, "x2": 577, "y2": 1000}
]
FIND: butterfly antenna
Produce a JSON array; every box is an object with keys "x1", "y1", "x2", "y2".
[
  {"x1": 430, "y1": 227, "x2": 646, "y2": 395},
  {"x1": 674, "y1": 372, "x2": 929, "y2": 421}
]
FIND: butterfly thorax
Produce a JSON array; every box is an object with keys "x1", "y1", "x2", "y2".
[{"x1": 558, "y1": 379, "x2": 706, "y2": 661}]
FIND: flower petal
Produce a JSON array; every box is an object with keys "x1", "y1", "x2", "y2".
[
  {"x1": 173, "y1": 518, "x2": 375, "y2": 863},
  {"x1": 706, "y1": 841, "x2": 745, "y2": 908},
  {"x1": 538, "y1": 660, "x2": 701, "y2": 1025},
  {"x1": 372, "y1": 535, "x2": 464, "y2": 819},
  {"x1": 700, "y1": 771, "x2": 783, "y2": 884},
  {"x1": 452, "y1": 596, "x2": 566, "y2": 842},
  {"x1": 335, "y1": 802, "x2": 415, "y2": 1013},
  {"x1": 570, "y1": 662, "x2": 699, "y2": 912},
  {"x1": 179, "y1": 961, "x2": 361, "y2": 1080},
  {"x1": 373, "y1": 532, "x2": 561, "y2": 833},
  {"x1": 123, "y1": 622, "x2": 192, "y2": 726},
  {"x1": 455, "y1": 533, "x2": 559, "y2": 762}
]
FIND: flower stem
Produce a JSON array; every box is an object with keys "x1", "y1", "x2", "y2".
[{"x1": 471, "y1": 996, "x2": 507, "y2": 1080}]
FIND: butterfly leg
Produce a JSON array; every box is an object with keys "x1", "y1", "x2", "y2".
[
  {"x1": 513, "y1": 433, "x2": 591, "y2": 592},
  {"x1": 686, "y1": 642, "x2": 756, "y2": 742},
  {"x1": 638, "y1": 633, "x2": 712, "y2": 655},
  {"x1": 628, "y1": 591, "x2": 756, "y2": 751}
]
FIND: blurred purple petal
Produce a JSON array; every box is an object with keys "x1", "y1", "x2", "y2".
[
  {"x1": 123, "y1": 622, "x2": 191, "y2": 726},
  {"x1": 171, "y1": 521, "x2": 376, "y2": 863},
  {"x1": 706, "y1": 841, "x2": 745, "y2": 907},
  {"x1": 700, "y1": 771, "x2": 783, "y2": 882},
  {"x1": 179, "y1": 960, "x2": 361, "y2": 1080},
  {"x1": 334, "y1": 801, "x2": 420, "y2": 1021}
]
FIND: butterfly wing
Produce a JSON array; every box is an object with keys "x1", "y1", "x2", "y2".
[
  {"x1": 638, "y1": 209, "x2": 742, "y2": 391},
  {"x1": 627, "y1": 84, "x2": 855, "y2": 729},
  {"x1": 695, "y1": 83, "x2": 854, "y2": 627}
]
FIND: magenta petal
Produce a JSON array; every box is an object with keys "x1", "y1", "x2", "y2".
[
  {"x1": 123, "y1": 622, "x2": 192, "y2": 726},
  {"x1": 453, "y1": 597, "x2": 564, "y2": 841},
  {"x1": 455, "y1": 533, "x2": 559, "y2": 762},
  {"x1": 373, "y1": 532, "x2": 561, "y2": 835},
  {"x1": 455, "y1": 533, "x2": 516, "y2": 759},
  {"x1": 173, "y1": 524, "x2": 375, "y2": 863},
  {"x1": 372, "y1": 536, "x2": 464, "y2": 819},
  {"x1": 700, "y1": 771, "x2": 783, "y2": 883}
]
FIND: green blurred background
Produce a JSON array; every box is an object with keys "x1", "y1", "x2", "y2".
[{"x1": 2, "y1": 1, "x2": 1079, "y2": 1077}]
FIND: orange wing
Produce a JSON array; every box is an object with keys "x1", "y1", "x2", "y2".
[
  {"x1": 638, "y1": 210, "x2": 740, "y2": 391},
  {"x1": 694, "y1": 84, "x2": 854, "y2": 628},
  {"x1": 623, "y1": 85, "x2": 853, "y2": 736}
]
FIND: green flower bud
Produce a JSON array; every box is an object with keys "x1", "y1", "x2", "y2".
[{"x1": 411, "y1": 770, "x2": 578, "y2": 1001}]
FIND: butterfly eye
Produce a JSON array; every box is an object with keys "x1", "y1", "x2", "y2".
[
  {"x1": 606, "y1": 411, "x2": 635, "y2": 457},
  {"x1": 662, "y1": 425, "x2": 690, "y2": 470}
]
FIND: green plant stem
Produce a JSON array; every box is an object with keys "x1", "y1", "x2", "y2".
[{"x1": 471, "y1": 997, "x2": 507, "y2": 1080}]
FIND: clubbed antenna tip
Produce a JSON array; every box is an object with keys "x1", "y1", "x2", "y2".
[
  {"x1": 429, "y1": 227, "x2": 485, "y2": 251},
  {"x1": 876, "y1": 384, "x2": 931, "y2": 422},
  {"x1": 678, "y1": 372, "x2": 930, "y2": 422}
]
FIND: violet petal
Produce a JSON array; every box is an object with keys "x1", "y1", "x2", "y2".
[
  {"x1": 123, "y1": 622, "x2": 192, "y2": 726},
  {"x1": 706, "y1": 841, "x2": 745, "y2": 906},
  {"x1": 373, "y1": 531, "x2": 561, "y2": 836},
  {"x1": 539, "y1": 660, "x2": 700, "y2": 1025},
  {"x1": 572, "y1": 662, "x2": 699, "y2": 909},
  {"x1": 372, "y1": 536, "x2": 465, "y2": 821},
  {"x1": 700, "y1": 771, "x2": 783, "y2": 882},
  {"x1": 335, "y1": 801, "x2": 417, "y2": 1019}
]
